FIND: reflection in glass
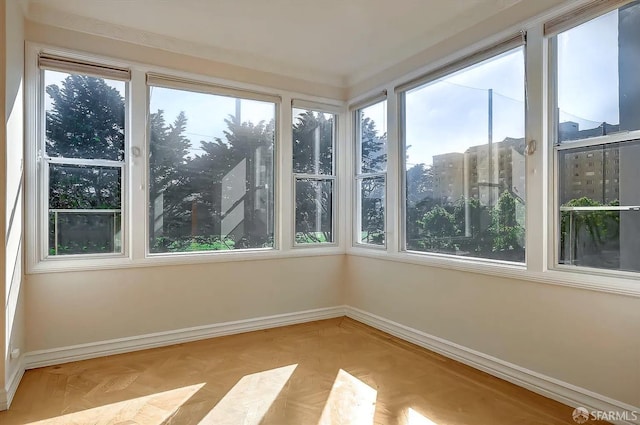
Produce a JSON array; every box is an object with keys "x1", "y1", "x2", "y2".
[
  {"x1": 295, "y1": 179, "x2": 333, "y2": 244},
  {"x1": 292, "y1": 109, "x2": 333, "y2": 175},
  {"x1": 359, "y1": 177, "x2": 385, "y2": 245},
  {"x1": 404, "y1": 47, "x2": 525, "y2": 262},
  {"x1": 557, "y1": 1, "x2": 640, "y2": 142},
  {"x1": 558, "y1": 141, "x2": 640, "y2": 272},
  {"x1": 45, "y1": 70, "x2": 126, "y2": 161},
  {"x1": 49, "y1": 164, "x2": 121, "y2": 209},
  {"x1": 148, "y1": 86, "x2": 275, "y2": 253},
  {"x1": 358, "y1": 102, "x2": 387, "y2": 174},
  {"x1": 49, "y1": 211, "x2": 121, "y2": 255},
  {"x1": 48, "y1": 164, "x2": 122, "y2": 256}
]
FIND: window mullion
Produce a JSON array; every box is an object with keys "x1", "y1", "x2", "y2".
[
  {"x1": 525, "y1": 23, "x2": 548, "y2": 273},
  {"x1": 45, "y1": 157, "x2": 125, "y2": 168},
  {"x1": 130, "y1": 68, "x2": 147, "y2": 261}
]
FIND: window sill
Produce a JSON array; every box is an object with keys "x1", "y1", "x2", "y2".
[
  {"x1": 347, "y1": 248, "x2": 640, "y2": 298},
  {"x1": 27, "y1": 246, "x2": 346, "y2": 274}
]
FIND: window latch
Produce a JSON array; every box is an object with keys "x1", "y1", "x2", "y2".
[{"x1": 525, "y1": 139, "x2": 536, "y2": 155}]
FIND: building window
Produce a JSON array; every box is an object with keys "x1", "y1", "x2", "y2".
[
  {"x1": 402, "y1": 43, "x2": 526, "y2": 262},
  {"x1": 41, "y1": 57, "x2": 130, "y2": 257},
  {"x1": 292, "y1": 105, "x2": 336, "y2": 244},
  {"x1": 147, "y1": 76, "x2": 276, "y2": 253},
  {"x1": 554, "y1": 0, "x2": 640, "y2": 273},
  {"x1": 355, "y1": 99, "x2": 387, "y2": 246}
]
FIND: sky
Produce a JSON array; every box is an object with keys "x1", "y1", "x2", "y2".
[
  {"x1": 44, "y1": 8, "x2": 624, "y2": 168},
  {"x1": 405, "y1": 9, "x2": 621, "y2": 167},
  {"x1": 150, "y1": 87, "x2": 275, "y2": 157}
]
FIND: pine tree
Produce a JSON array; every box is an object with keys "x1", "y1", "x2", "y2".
[
  {"x1": 46, "y1": 75, "x2": 124, "y2": 211},
  {"x1": 293, "y1": 111, "x2": 334, "y2": 242}
]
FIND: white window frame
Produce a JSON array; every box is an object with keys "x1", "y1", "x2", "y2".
[
  {"x1": 347, "y1": 4, "x2": 640, "y2": 297},
  {"x1": 25, "y1": 43, "x2": 346, "y2": 274},
  {"x1": 31, "y1": 50, "x2": 131, "y2": 266},
  {"x1": 548, "y1": 0, "x2": 640, "y2": 280},
  {"x1": 353, "y1": 95, "x2": 388, "y2": 249},
  {"x1": 397, "y1": 34, "x2": 527, "y2": 265},
  {"x1": 291, "y1": 100, "x2": 340, "y2": 247},
  {"x1": 145, "y1": 73, "x2": 281, "y2": 256}
]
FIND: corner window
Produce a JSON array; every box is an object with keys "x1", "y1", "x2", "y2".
[
  {"x1": 292, "y1": 106, "x2": 336, "y2": 245},
  {"x1": 147, "y1": 78, "x2": 277, "y2": 253},
  {"x1": 355, "y1": 100, "x2": 387, "y2": 246},
  {"x1": 554, "y1": 0, "x2": 640, "y2": 273},
  {"x1": 41, "y1": 59, "x2": 129, "y2": 257},
  {"x1": 402, "y1": 45, "x2": 526, "y2": 262}
]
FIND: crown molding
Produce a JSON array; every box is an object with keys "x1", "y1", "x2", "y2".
[{"x1": 25, "y1": 1, "x2": 348, "y2": 89}]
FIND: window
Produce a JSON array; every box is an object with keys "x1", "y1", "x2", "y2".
[
  {"x1": 148, "y1": 78, "x2": 276, "y2": 253},
  {"x1": 402, "y1": 44, "x2": 526, "y2": 262},
  {"x1": 355, "y1": 100, "x2": 387, "y2": 246},
  {"x1": 41, "y1": 58, "x2": 129, "y2": 257},
  {"x1": 554, "y1": 0, "x2": 640, "y2": 273},
  {"x1": 292, "y1": 106, "x2": 336, "y2": 244}
]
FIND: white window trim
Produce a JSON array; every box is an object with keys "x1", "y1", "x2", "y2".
[
  {"x1": 145, "y1": 78, "x2": 281, "y2": 256},
  {"x1": 396, "y1": 35, "x2": 527, "y2": 265},
  {"x1": 291, "y1": 100, "x2": 340, "y2": 248},
  {"x1": 346, "y1": 11, "x2": 640, "y2": 297},
  {"x1": 34, "y1": 51, "x2": 131, "y2": 264},
  {"x1": 548, "y1": 5, "x2": 640, "y2": 281},
  {"x1": 25, "y1": 42, "x2": 346, "y2": 274},
  {"x1": 352, "y1": 96, "x2": 388, "y2": 249}
]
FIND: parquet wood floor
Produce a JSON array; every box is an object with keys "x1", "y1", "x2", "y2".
[{"x1": 0, "y1": 318, "x2": 607, "y2": 424}]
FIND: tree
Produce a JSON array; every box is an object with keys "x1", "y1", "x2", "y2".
[
  {"x1": 359, "y1": 116, "x2": 387, "y2": 244},
  {"x1": 46, "y1": 74, "x2": 125, "y2": 254},
  {"x1": 417, "y1": 205, "x2": 457, "y2": 251},
  {"x1": 148, "y1": 111, "x2": 193, "y2": 251},
  {"x1": 293, "y1": 111, "x2": 334, "y2": 243},
  {"x1": 187, "y1": 115, "x2": 275, "y2": 249},
  {"x1": 560, "y1": 197, "x2": 620, "y2": 266},
  {"x1": 405, "y1": 163, "x2": 436, "y2": 248},
  {"x1": 488, "y1": 191, "x2": 524, "y2": 253},
  {"x1": 46, "y1": 74, "x2": 125, "y2": 161}
]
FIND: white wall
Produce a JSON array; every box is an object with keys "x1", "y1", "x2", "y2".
[
  {"x1": 15, "y1": 2, "x2": 639, "y2": 417},
  {"x1": 0, "y1": 0, "x2": 7, "y2": 401},
  {"x1": 26, "y1": 21, "x2": 346, "y2": 101},
  {"x1": 22, "y1": 21, "x2": 345, "y2": 353},
  {"x1": 345, "y1": 255, "x2": 640, "y2": 407},
  {"x1": 347, "y1": 0, "x2": 566, "y2": 98},
  {"x1": 2, "y1": 0, "x2": 25, "y2": 409},
  {"x1": 26, "y1": 255, "x2": 344, "y2": 351}
]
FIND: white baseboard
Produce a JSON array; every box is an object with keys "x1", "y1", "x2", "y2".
[
  {"x1": 14, "y1": 305, "x2": 639, "y2": 425},
  {"x1": 24, "y1": 306, "x2": 347, "y2": 370},
  {"x1": 0, "y1": 356, "x2": 25, "y2": 411},
  {"x1": 345, "y1": 306, "x2": 640, "y2": 425}
]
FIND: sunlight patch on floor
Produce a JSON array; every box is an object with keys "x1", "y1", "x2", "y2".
[
  {"x1": 406, "y1": 407, "x2": 439, "y2": 425},
  {"x1": 198, "y1": 364, "x2": 298, "y2": 425},
  {"x1": 318, "y1": 369, "x2": 377, "y2": 425},
  {"x1": 27, "y1": 383, "x2": 205, "y2": 425}
]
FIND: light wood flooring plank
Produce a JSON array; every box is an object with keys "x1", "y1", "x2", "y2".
[{"x1": 0, "y1": 318, "x2": 609, "y2": 424}]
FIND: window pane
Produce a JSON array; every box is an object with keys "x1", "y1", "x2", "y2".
[
  {"x1": 359, "y1": 176, "x2": 385, "y2": 245},
  {"x1": 148, "y1": 86, "x2": 275, "y2": 253},
  {"x1": 45, "y1": 70, "x2": 125, "y2": 161},
  {"x1": 48, "y1": 164, "x2": 122, "y2": 256},
  {"x1": 295, "y1": 179, "x2": 333, "y2": 244},
  {"x1": 557, "y1": 1, "x2": 640, "y2": 143},
  {"x1": 49, "y1": 211, "x2": 121, "y2": 255},
  {"x1": 404, "y1": 47, "x2": 525, "y2": 262},
  {"x1": 358, "y1": 101, "x2": 387, "y2": 174},
  {"x1": 558, "y1": 140, "x2": 640, "y2": 272},
  {"x1": 49, "y1": 164, "x2": 121, "y2": 209},
  {"x1": 292, "y1": 109, "x2": 334, "y2": 175}
]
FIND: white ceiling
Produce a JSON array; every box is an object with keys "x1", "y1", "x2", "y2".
[{"x1": 26, "y1": 0, "x2": 543, "y2": 88}]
